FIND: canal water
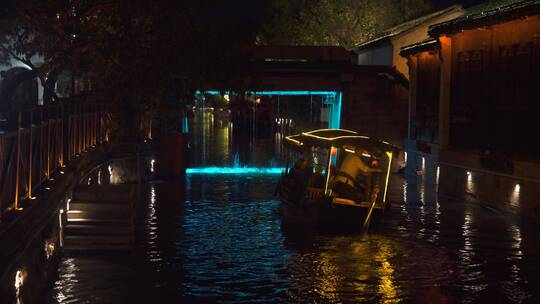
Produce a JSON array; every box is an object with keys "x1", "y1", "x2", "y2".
[{"x1": 48, "y1": 112, "x2": 540, "y2": 303}]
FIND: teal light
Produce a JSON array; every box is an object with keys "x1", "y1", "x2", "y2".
[
  {"x1": 186, "y1": 167, "x2": 285, "y2": 175},
  {"x1": 331, "y1": 92, "x2": 342, "y2": 128},
  {"x1": 195, "y1": 90, "x2": 342, "y2": 128},
  {"x1": 182, "y1": 111, "x2": 189, "y2": 133}
]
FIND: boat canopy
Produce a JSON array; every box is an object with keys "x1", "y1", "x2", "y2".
[{"x1": 285, "y1": 129, "x2": 396, "y2": 156}]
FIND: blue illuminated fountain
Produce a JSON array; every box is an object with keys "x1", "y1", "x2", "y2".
[
  {"x1": 188, "y1": 90, "x2": 342, "y2": 175},
  {"x1": 186, "y1": 153, "x2": 285, "y2": 175}
]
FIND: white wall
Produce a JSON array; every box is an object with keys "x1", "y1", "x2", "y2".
[{"x1": 357, "y1": 44, "x2": 393, "y2": 66}]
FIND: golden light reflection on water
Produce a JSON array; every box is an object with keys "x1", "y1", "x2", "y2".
[
  {"x1": 374, "y1": 242, "x2": 399, "y2": 303},
  {"x1": 314, "y1": 253, "x2": 341, "y2": 303},
  {"x1": 295, "y1": 238, "x2": 401, "y2": 303},
  {"x1": 349, "y1": 239, "x2": 399, "y2": 303}
]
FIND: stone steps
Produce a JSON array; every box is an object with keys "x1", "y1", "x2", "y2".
[
  {"x1": 67, "y1": 210, "x2": 131, "y2": 220},
  {"x1": 64, "y1": 185, "x2": 136, "y2": 251},
  {"x1": 63, "y1": 236, "x2": 133, "y2": 251},
  {"x1": 64, "y1": 224, "x2": 132, "y2": 236}
]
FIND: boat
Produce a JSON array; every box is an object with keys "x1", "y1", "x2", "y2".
[{"x1": 276, "y1": 128, "x2": 396, "y2": 231}]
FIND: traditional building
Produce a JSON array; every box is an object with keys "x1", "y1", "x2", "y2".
[
  {"x1": 402, "y1": 0, "x2": 540, "y2": 218},
  {"x1": 356, "y1": 5, "x2": 464, "y2": 78}
]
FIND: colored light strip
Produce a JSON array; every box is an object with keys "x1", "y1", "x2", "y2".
[
  {"x1": 301, "y1": 133, "x2": 370, "y2": 141},
  {"x1": 197, "y1": 90, "x2": 339, "y2": 96},
  {"x1": 304, "y1": 128, "x2": 357, "y2": 135},
  {"x1": 285, "y1": 137, "x2": 303, "y2": 145},
  {"x1": 383, "y1": 151, "x2": 393, "y2": 203},
  {"x1": 332, "y1": 92, "x2": 342, "y2": 128},
  {"x1": 324, "y1": 146, "x2": 335, "y2": 195},
  {"x1": 186, "y1": 167, "x2": 285, "y2": 175}
]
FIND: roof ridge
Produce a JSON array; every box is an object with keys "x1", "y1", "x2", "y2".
[
  {"x1": 429, "y1": 0, "x2": 540, "y2": 36},
  {"x1": 355, "y1": 4, "x2": 463, "y2": 49}
]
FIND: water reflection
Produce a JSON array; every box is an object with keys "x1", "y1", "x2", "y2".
[{"x1": 48, "y1": 110, "x2": 540, "y2": 303}]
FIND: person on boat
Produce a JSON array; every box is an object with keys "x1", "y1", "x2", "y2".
[
  {"x1": 288, "y1": 158, "x2": 311, "y2": 202},
  {"x1": 289, "y1": 158, "x2": 306, "y2": 178},
  {"x1": 333, "y1": 151, "x2": 382, "y2": 201},
  {"x1": 308, "y1": 163, "x2": 325, "y2": 189}
]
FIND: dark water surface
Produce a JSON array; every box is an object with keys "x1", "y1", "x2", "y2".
[{"x1": 48, "y1": 112, "x2": 540, "y2": 303}]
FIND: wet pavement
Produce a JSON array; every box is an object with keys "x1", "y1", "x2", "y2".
[{"x1": 47, "y1": 112, "x2": 540, "y2": 303}]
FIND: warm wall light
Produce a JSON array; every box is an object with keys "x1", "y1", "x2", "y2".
[
  {"x1": 14, "y1": 269, "x2": 25, "y2": 296},
  {"x1": 45, "y1": 240, "x2": 55, "y2": 259},
  {"x1": 150, "y1": 159, "x2": 155, "y2": 173},
  {"x1": 59, "y1": 209, "x2": 64, "y2": 247},
  {"x1": 514, "y1": 183, "x2": 521, "y2": 193}
]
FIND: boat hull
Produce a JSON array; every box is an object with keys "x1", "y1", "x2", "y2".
[{"x1": 279, "y1": 197, "x2": 374, "y2": 231}]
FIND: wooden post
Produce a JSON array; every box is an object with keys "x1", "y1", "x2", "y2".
[
  {"x1": 28, "y1": 111, "x2": 33, "y2": 199},
  {"x1": 47, "y1": 108, "x2": 51, "y2": 179},
  {"x1": 14, "y1": 112, "x2": 22, "y2": 210},
  {"x1": 60, "y1": 106, "x2": 64, "y2": 166},
  {"x1": 438, "y1": 35, "x2": 452, "y2": 150},
  {"x1": 84, "y1": 106, "x2": 87, "y2": 151},
  {"x1": 76, "y1": 104, "x2": 80, "y2": 154},
  {"x1": 68, "y1": 107, "x2": 72, "y2": 160},
  {"x1": 79, "y1": 105, "x2": 82, "y2": 153}
]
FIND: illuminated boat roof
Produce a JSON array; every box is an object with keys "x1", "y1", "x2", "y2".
[{"x1": 285, "y1": 128, "x2": 395, "y2": 153}]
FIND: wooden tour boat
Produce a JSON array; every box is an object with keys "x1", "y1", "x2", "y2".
[{"x1": 276, "y1": 128, "x2": 396, "y2": 231}]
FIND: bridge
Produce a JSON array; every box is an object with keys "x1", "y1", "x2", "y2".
[{"x1": 198, "y1": 46, "x2": 409, "y2": 144}]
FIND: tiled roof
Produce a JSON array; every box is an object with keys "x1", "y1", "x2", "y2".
[
  {"x1": 429, "y1": 0, "x2": 540, "y2": 36},
  {"x1": 355, "y1": 5, "x2": 463, "y2": 50},
  {"x1": 399, "y1": 38, "x2": 439, "y2": 57}
]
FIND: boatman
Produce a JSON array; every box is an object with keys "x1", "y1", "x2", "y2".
[{"x1": 333, "y1": 151, "x2": 382, "y2": 201}]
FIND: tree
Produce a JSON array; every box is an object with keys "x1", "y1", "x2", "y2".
[
  {"x1": 8, "y1": 0, "x2": 266, "y2": 137},
  {"x1": 0, "y1": 1, "x2": 46, "y2": 112},
  {"x1": 258, "y1": 0, "x2": 432, "y2": 50}
]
